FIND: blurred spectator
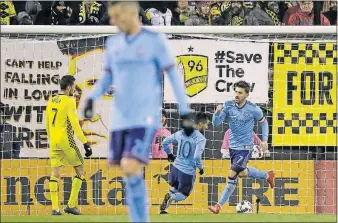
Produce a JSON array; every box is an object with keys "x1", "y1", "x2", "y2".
[
  {"x1": 288, "y1": 0, "x2": 330, "y2": 25},
  {"x1": 0, "y1": 105, "x2": 21, "y2": 159},
  {"x1": 283, "y1": 1, "x2": 300, "y2": 24},
  {"x1": 0, "y1": 0, "x2": 17, "y2": 25},
  {"x1": 100, "y1": 4, "x2": 150, "y2": 25},
  {"x1": 244, "y1": 1, "x2": 280, "y2": 25},
  {"x1": 17, "y1": 11, "x2": 33, "y2": 25},
  {"x1": 209, "y1": 1, "x2": 225, "y2": 25},
  {"x1": 243, "y1": 1, "x2": 256, "y2": 14},
  {"x1": 185, "y1": 1, "x2": 211, "y2": 26},
  {"x1": 145, "y1": 1, "x2": 172, "y2": 26},
  {"x1": 222, "y1": 1, "x2": 247, "y2": 26},
  {"x1": 70, "y1": 0, "x2": 105, "y2": 25},
  {"x1": 323, "y1": 0, "x2": 337, "y2": 25},
  {"x1": 25, "y1": 1, "x2": 42, "y2": 23},
  {"x1": 172, "y1": 0, "x2": 195, "y2": 25},
  {"x1": 150, "y1": 110, "x2": 171, "y2": 159},
  {"x1": 35, "y1": 1, "x2": 71, "y2": 25}
]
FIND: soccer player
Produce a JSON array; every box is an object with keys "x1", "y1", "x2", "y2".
[
  {"x1": 46, "y1": 75, "x2": 92, "y2": 215},
  {"x1": 83, "y1": 2, "x2": 190, "y2": 222},
  {"x1": 208, "y1": 80, "x2": 275, "y2": 214},
  {"x1": 159, "y1": 113, "x2": 209, "y2": 214}
]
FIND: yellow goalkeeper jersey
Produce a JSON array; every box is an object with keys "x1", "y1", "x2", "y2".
[{"x1": 46, "y1": 94, "x2": 87, "y2": 150}]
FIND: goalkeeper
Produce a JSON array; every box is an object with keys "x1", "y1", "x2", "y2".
[
  {"x1": 46, "y1": 75, "x2": 92, "y2": 216},
  {"x1": 208, "y1": 80, "x2": 275, "y2": 214},
  {"x1": 159, "y1": 113, "x2": 209, "y2": 214}
]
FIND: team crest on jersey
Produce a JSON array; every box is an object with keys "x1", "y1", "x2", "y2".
[{"x1": 176, "y1": 54, "x2": 208, "y2": 97}]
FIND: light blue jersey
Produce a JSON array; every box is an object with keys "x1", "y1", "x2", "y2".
[
  {"x1": 89, "y1": 28, "x2": 189, "y2": 130},
  {"x1": 212, "y1": 100, "x2": 266, "y2": 150},
  {"x1": 162, "y1": 130, "x2": 206, "y2": 176}
]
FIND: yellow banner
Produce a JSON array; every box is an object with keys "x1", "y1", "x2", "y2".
[
  {"x1": 272, "y1": 42, "x2": 337, "y2": 146},
  {"x1": 1, "y1": 159, "x2": 314, "y2": 215}
]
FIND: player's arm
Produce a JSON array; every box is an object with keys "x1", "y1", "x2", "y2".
[
  {"x1": 253, "y1": 105, "x2": 269, "y2": 150},
  {"x1": 194, "y1": 138, "x2": 206, "y2": 175},
  {"x1": 161, "y1": 133, "x2": 178, "y2": 162},
  {"x1": 155, "y1": 34, "x2": 189, "y2": 115},
  {"x1": 212, "y1": 103, "x2": 228, "y2": 127},
  {"x1": 67, "y1": 99, "x2": 92, "y2": 157}
]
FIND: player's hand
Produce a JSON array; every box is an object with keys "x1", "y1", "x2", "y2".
[
  {"x1": 215, "y1": 104, "x2": 223, "y2": 114},
  {"x1": 84, "y1": 99, "x2": 93, "y2": 119},
  {"x1": 83, "y1": 143, "x2": 93, "y2": 157},
  {"x1": 199, "y1": 168, "x2": 204, "y2": 175},
  {"x1": 260, "y1": 141, "x2": 268, "y2": 152},
  {"x1": 167, "y1": 153, "x2": 176, "y2": 163}
]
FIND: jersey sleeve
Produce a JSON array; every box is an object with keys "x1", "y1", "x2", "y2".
[
  {"x1": 154, "y1": 33, "x2": 176, "y2": 72},
  {"x1": 89, "y1": 38, "x2": 114, "y2": 101},
  {"x1": 253, "y1": 105, "x2": 264, "y2": 122},
  {"x1": 161, "y1": 133, "x2": 178, "y2": 154},
  {"x1": 67, "y1": 98, "x2": 88, "y2": 144},
  {"x1": 194, "y1": 137, "x2": 206, "y2": 170},
  {"x1": 212, "y1": 102, "x2": 229, "y2": 127}
]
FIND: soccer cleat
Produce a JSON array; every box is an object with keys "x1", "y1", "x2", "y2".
[
  {"x1": 64, "y1": 206, "x2": 81, "y2": 215},
  {"x1": 52, "y1": 210, "x2": 62, "y2": 215},
  {"x1": 160, "y1": 193, "x2": 172, "y2": 212},
  {"x1": 160, "y1": 210, "x2": 168, "y2": 214},
  {"x1": 267, "y1": 171, "x2": 275, "y2": 188},
  {"x1": 208, "y1": 203, "x2": 221, "y2": 214}
]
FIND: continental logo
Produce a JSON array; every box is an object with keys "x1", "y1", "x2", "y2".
[{"x1": 176, "y1": 54, "x2": 208, "y2": 97}]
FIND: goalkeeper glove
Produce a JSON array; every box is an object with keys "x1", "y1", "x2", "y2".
[
  {"x1": 84, "y1": 99, "x2": 93, "y2": 119},
  {"x1": 199, "y1": 168, "x2": 204, "y2": 175},
  {"x1": 83, "y1": 143, "x2": 92, "y2": 157},
  {"x1": 167, "y1": 153, "x2": 176, "y2": 163}
]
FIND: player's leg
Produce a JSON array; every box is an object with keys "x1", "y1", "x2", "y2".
[
  {"x1": 160, "y1": 165, "x2": 179, "y2": 213},
  {"x1": 209, "y1": 149, "x2": 249, "y2": 214},
  {"x1": 63, "y1": 147, "x2": 85, "y2": 215},
  {"x1": 49, "y1": 150, "x2": 64, "y2": 215},
  {"x1": 120, "y1": 128, "x2": 156, "y2": 222}
]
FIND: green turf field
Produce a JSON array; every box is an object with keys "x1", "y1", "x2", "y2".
[{"x1": 1, "y1": 214, "x2": 336, "y2": 222}]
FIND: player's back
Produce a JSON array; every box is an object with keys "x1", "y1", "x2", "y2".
[
  {"x1": 46, "y1": 94, "x2": 75, "y2": 148},
  {"x1": 105, "y1": 29, "x2": 174, "y2": 130},
  {"x1": 173, "y1": 130, "x2": 206, "y2": 175}
]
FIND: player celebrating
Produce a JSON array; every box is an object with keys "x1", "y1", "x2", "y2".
[
  {"x1": 46, "y1": 75, "x2": 92, "y2": 215},
  {"x1": 159, "y1": 113, "x2": 209, "y2": 214},
  {"x1": 208, "y1": 80, "x2": 275, "y2": 214},
  {"x1": 83, "y1": 2, "x2": 190, "y2": 222}
]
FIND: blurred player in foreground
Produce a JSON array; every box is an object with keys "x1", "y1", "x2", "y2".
[
  {"x1": 208, "y1": 80, "x2": 275, "y2": 214},
  {"x1": 159, "y1": 113, "x2": 209, "y2": 214},
  {"x1": 46, "y1": 75, "x2": 92, "y2": 215},
  {"x1": 83, "y1": 2, "x2": 190, "y2": 222}
]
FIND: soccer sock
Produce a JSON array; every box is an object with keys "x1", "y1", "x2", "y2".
[
  {"x1": 218, "y1": 177, "x2": 237, "y2": 207},
  {"x1": 49, "y1": 176, "x2": 59, "y2": 211},
  {"x1": 125, "y1": 174, "x2": 148, "y2": 222},
  {"x1": 169, "y1": 188, "x2": 178, "y2": 195},
  {"x1": 68, "y1": 175, "x2": 84, "y2": 208},
  {"x1": 171, "y1": 192, "x2": 187, "y2": 202},
  {"x1": 247, "y1": 167, "x2": 268, "y2": 180}
]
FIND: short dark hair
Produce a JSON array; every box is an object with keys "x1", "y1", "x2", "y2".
[
  {"x1": 196, "y1": 112, "x2": 208, "y2": 125},
  {"x1": 60, "y1": 75, "x2": 76, "y2": 91},
  {"x1": 234, "y1": 80, "x2": 250, "y2": 94}
]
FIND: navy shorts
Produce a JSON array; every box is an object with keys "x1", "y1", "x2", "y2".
[
  {"x1": 230, "y1": 149, "x2": 252, "y2": 173},
  {"x1": 169, "y1": 166, "x2": 196, "y2": 196},
  {"x1": 109, "y1": 127, "x2": 156, "y2": 165}
]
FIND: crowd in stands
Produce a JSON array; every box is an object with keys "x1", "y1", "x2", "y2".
[{"x1": 0, "y1": 0, "x2": 336, "y2": 26}]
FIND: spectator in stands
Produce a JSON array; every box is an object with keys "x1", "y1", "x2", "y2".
[
  {"x1": 0, "y1": 0, "x2": 17, "y2": 25},
  {"x1": 151, "y1": 110, "x2": 171, "y2": 159},
  {"x1": 222, "y1": 1, "x2": 247, "y2": 26},
  {"x1": 70, "y1": 0, "x2": 105, "y2": 25},
  {"x1": 0, "y1": 104, "x2": 21, "y2": 159},
  {"x1": 244, "y1": 1, "x2": 280, "y2": 25},
  {"x1": 17, "y1": 11, "x2": 33, "y2": 25},
  {"x1": 172, "y1": 0, "x2": 195, "y2": 25},
  {"x1": 145, "y1": 1, "x2": 173, "y2": 26},
  {"x1": 243, "y1": 1, "x2": 256, "y2": 14},
  {"x1": 283, "y1": 2, "x2": 300, "y2": 24},
  {"x1": 25, "y1": 0, "x2": 42, "y2": 24},
  {"x1": 209, "y1": 1, "x2": 225, "y2": 25},
  {"x1": 288, "y1": 0, "x2": 330, "y2": 25},
  {"x1": 100, "y1": 4, "x2": 150, "y2": 25},
  {"x1": 35, "y1": 1, "x2": 71, "y2": 25},
  {"x1": 323, "y1": 0, "x2": 337, "y2": 25},
  {"x1": 185, "y1": 1, "x2": 211, "y2": 26}
]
